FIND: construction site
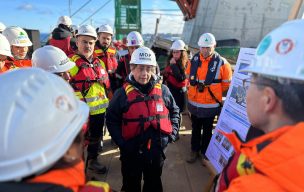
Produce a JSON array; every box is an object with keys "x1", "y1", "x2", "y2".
[{"x1": 1, "y1": 0, "x2": 304, "y2": 191}]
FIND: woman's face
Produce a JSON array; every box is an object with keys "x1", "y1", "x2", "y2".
[{"x1": 172, "y1": 50, "x2": 181, "y2": 60}]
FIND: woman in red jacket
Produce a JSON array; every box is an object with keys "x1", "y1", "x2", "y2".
[{"x1": 163, "y1": 40, "x2": 189, "y2": 139}]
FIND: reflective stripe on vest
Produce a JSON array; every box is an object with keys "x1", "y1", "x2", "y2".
[
  {"x1": 188, "y1": 100, "x2": 220, "y2": 108},
  {"x1": 122, "y1": 83, "x2": 172, "y2": 140}
]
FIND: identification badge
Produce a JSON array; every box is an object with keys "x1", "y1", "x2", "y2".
[
  {"x1": 100, "y1": 69, "x2": 106, "y2": 74},
  {"x1": 156, "y1": 103, "x2": 163, "y2": 112}
]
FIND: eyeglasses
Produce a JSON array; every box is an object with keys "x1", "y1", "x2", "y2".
[{"x1": 242, "y1": 77, "x2": 270, "y2": 90}]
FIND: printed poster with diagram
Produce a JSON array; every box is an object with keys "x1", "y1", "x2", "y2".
[{"x1": 205, "y1": 48, "x2": 256, "y2": 173}]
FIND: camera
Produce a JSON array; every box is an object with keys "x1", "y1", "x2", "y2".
[{"x1": 198, "y1": 83, "x2": 205, "y2": 92}]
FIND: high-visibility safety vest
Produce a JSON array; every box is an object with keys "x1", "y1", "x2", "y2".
[
  {"x1": 49, "y1": 36, "x2": 74, "y2": 56},
  {"x1": 122, "y1": 83, "x2": 172, "y2": 140},
  {"x1": 186, "y1": 52, "x2": 232, "y2": 108},
  {"x1": 94, "y1": 45, "x2": 118, "y2": 74},
  {"x1": 69, "y1": 54, "x2": 109, "y2": 115}
]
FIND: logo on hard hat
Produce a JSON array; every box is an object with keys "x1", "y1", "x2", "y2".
[
  {"x1": 257, "y1": 36, "x2": 271, "y2": 56},
  {"x1": 60, "y1": 58, "x2": 70, "y2": 65},
  {"x1": 139, "y1": 52, "x2": 152, "y2": 61},
  {"x1": 275, "y1": 39, "x2": 294, "y2": 55},
  {"x1": 55, "y1": 95, "x2": 74, "y2": 112}
]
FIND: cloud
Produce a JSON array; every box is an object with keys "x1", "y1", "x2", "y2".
[{"x1": 17, "y1": 3, "x2": 35, "y2": 11}]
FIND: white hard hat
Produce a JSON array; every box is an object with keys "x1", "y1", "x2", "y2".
[
  {"x1": 0, "y1": 68, "x2": 89, "y2": 182},
  {"x1": 126, "y1": 31, "x2": 144, "y2": 47},
  {"x1": 32, "y1": 45, "x2": 75, "y2": 73},
  {"x1": 198, "y1": 33, "x2": 216, "y2": 47},
  {"x1": 0, "y1": 22, "x2": 6, "y2": 32},
  {"x1": 98, "y1": 24, "x2": 113, "y2": 35},
  {"x1": 2, "y1": 26, "x2": 32, "y2": 47},
  {"x1": 0, "y1": 34, "x2": 12, "y2": 57},
  {"x1": 71, "y1": 25, "x2": 79, "y2": 33},
  {"x1": 76, "y1": 24, "x2": 97, "y2": 39},
  {"x1": 241, "y1": 19, "x2": 304, "y2": 81},
  {"x1": 170, "y1": 39, "x2": 186, "y2": 50},
  {"x1": 57, "y1": 16, "x2": 72, "y2": 26},
  {"x1": 130, "y1": 46, "x2": 157, "y2": 66}
]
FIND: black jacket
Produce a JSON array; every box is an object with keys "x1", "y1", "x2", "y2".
[
  {"x1": 106, "y1": 75, "x2": 180, "y2": 152},
  {"x1": 0, "y1": 182, "x2": 72, "y2": 192}
]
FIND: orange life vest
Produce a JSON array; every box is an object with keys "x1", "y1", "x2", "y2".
[{"x1": 122, "y1": 83, "x2": 172, "y2": 140}]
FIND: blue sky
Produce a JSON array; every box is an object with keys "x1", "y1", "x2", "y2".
[{"x1": 0, "y1": 0, "x2": 184, "y2": 34}]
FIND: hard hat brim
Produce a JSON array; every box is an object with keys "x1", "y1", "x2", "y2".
[
  {"x1": 55, "y1": 60, "x2": 75, "y2": 73},
  {"x1": 11, "y1": 42, "x2": 33, "y2": 47}
]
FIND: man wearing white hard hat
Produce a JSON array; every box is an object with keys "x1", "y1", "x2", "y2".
[
  {"x1": 0, "y1": 68, "x2": 114, "y2": 191},
  {"x1": 94, "y1": 24, "x2": 119, "y2": 96},
  {"x1": 106, "y1": 46, "x2": 180, "y2": 192},
  {"x1": 186, "y1": 33, "x2": 232, "y2": 164},
  {"x1": 48, "y1": 15, "x2": 75, "y2": 55},
  {"x1": 215, "y1": 19, "x2": 304, "y2": 191},
  {"x1": 3, "y1": 26, "x2": 33, "y2": 68},
  {"x1": 32, "y1": 45, "x2": 75, "y2": 82},
  {"x1": 0, "y1": 33, "x2": 16, "y2": 73},
  {"x1": 116, "y1": 31, "x2": 144, "y2": 86},
  {"x1": 69, "y1": 24, "x2": 110, "y2": 176}
]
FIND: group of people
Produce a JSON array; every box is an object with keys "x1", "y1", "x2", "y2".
[{"x1": 0, "y1": 14, "x2": 304, "y2": 192}]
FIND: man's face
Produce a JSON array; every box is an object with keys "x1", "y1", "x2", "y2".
[
  {"x1": 11, "y1": 45, "x2": 29, "y2": 59},
  {"x1": 200, "y1": 45, "x2": 215, "y2": 58},
  {"x1": 245, "y1": 76, "x2": 267, "y2": 130},
  {"x1": 98, "y1": 32, "x2": 112, "y2": 47},
  {"x1": 76, "y1": 35, "x2": 96, "y2": 59},
  {"x1": 131, "y1": 64, "x2": 155, "y2": 85}
]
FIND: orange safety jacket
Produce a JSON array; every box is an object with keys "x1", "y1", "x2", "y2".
[
  {"x1": 13, "y1": 59, "x2": 32, "y2": 68},
  {"x1": 28, "y1": 161, "x2": 111, "y2": 192},
  {"x1": 94, "y1": 45, "x2": 118, "y2": 75},
  {"x1": 218, "y1": 122, "x2": 304, "y2": 191},
  {"x1": 122, "y1": 82, "x2": 173, "y2": 140},
  {"x1": 0, "y1": 60, "x2": 18, "y2": 73},
  {"x1": 186, "y1": 52, "x2": 232, "y2": 109}
]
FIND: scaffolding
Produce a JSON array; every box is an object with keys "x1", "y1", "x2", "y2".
[{"x1": 115, "y1": 0, "x2": 141, "y2": 40}]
